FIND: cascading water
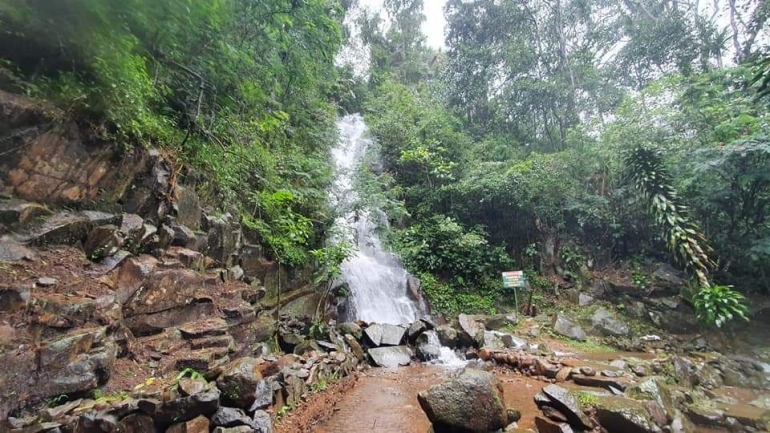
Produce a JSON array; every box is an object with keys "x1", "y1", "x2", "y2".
[
  {"x1": 330, "y1": 114, "x2": 467, "y2": 367},
  {"x1": 331, "y1": 114, "x2": 420, "y2": 325}
]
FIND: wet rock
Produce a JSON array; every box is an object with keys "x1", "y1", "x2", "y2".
[
  {"x1": 594, "y1": 396, "x2": 663, "y2": 433},
  {"x1": 36, "y1": 277, "x2": 58, "y2": 287},
  {"x1": 416, "y1": 334, "x2": 442, "y2": 362},
  {"x1": 249, "y1": 380, "x2": 273, "y2": 411},
  {"x1": 685, "y1": 406, "x2": 724, "y2": 428},
  {"x1": 367, "y1": 323, "x2": 405, "y2": 346},
  {"x1": 479, "y1": 313, "x2": 518, "y2": 330},
  {"x1": 653, "y1": 263, "x2": 687, "y2": 286},
  {"x1": 123, "y1": 268, "x2": 204, "y2": 316},
  {"x1": 368, "y1": 346, "x2": 413, "y2": 368},
  {"x1": 174, "y1": 186, "x2": 202, "y2": 230},
  {"x1": 84, "y1": 225, "x2": 124, "y2": 260},
  {"x1": 628, "y1": 377, "x2": 675, "y2": 420},
  {"x1": 293, "y1": 339, "x2": 322, "y2": 356},
  {"x1": 552, "y1": 312, "x2": 587, "y2": 341},
  {"x1": 418, "y1": 369, "x2": 508, "y2": 433},
  {"x1": 344, "y1": 334, "x2": 366, "y2": 361},
  {"x1": 180, "y1": 318, "x2": 228, "y2": 339},
  {"x1": 252, "y1": 410, "x2": 273, "y2": 433},
  {"x1": 457, "y1": 314, "x2": 484, "y2": 346},
  {"x1": 539, "y1": 384, "x2": 592, "y2": 430},
  {"x1": 501, "y1": 334, "x2": 527, "y2": 349},
  {"x1": 216, "y1": 357, "x2": 263, "y2": 409},
  {"x1": 0, "y1": 241, "x2": 37, "y2": 261},
  {"x1": 480, "y1": 331, "x2": 505, "y2": 350},
  {"x1": 590, "y1": 307, "x2": 630, "y2": 337},
  {"x1": 178, "y1": 379, "x2": 207, "y2": 397},
  {"x1": 115, "y1": 255, "x2": 158, "y2": 304},
  {"x1": 671, "y1": 356, "x2": 696, "y2": 388},
  {"x1": 170, "y1": 224, "x2": 197, "y2": 249},
  {"x1": 138, "y1": 382, "x2": 220, "y2": 425},
  {"x1": 406, "y1": 274, "x2": 422, "y2": 301},
  {"x1": 211, "y1": 407, "x2": 255, "y2": 429},
  {"x1": 21, "y1": 211, "x2": 121, "y2": 246},
  {"x1": 166, "y1": 415, "x2": 210, "y2": 433},
  {"x1": 227, "y1": 265, "x2": 244, "y2": 282},
  {"x1": 337, "y1": 322, "x2": 363, "y2": 340},
  {"x1": 420, "y1": 316, "x2": 438, "y2": 330},
  {"x1": 39, "y1": 399, "x2": 82, "y2": 422},
  {"x1": 695, "y1": 364, "x2": 724, "y2": 389},
  {"x1": 578, "y1": 293, "x2": 594, "y2": 306},
  {"x1": 204, "y1": 213, "x2": 242, "y2": 267},
  {"x1": 0, "y1": 198, "x2": 49, "y2": 228},
  {"x1": 213, "y1": 427, "x2": 255, "y2": 433},
  {"x1": 436, "y1": 325, "x2": 458, "y2": 348},
  {"x1": 0, "y1": 286, "x2": 29, "y2": 312},
  {"x1": 407, "y1": 320, "x2": 427, "y2": 343},
  {"x1": 118, "y1": 413, "x2": 156, "y2": 432},
  {"x1": 572, "y1": 374, "x2": 631, "y2": 392}
]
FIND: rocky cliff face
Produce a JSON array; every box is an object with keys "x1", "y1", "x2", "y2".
[{"x1": 0, "y1": 91, "x2": 333, "y2": 431}]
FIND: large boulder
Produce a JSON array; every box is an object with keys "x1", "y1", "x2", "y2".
[
  {"x1": 436, "y1": 325, "x2": 458, "y2": 349},
  {"x1": 457, "y1": 314, "x2": 483, "y2": 346},
  {"x1": 368, "y1": 346, "x2": 413, "y2": 368},
  {"x1": 138, "y1": 382, "x2": 220, "y2": 425},
  {"x1": 552, "y1": 312, "x2": 587, "y2": 341},
  {"x1": 418, "y1": 368, "x2": 508, "y2": 432},
  {"x1": 594, "y1": 396, "x2": 663, "y2": 433},
  {"x1": 83, "y1": 225, "x2": 124, "y2": 260},
  {"x1": 415, "y1": 331, "x2": 441, "y2": 361},
  {"x1": 364, "y1": 323, "x2": 406, "y2": 347},
  {"x1": 216, "y1": 357, "x2": 264, "y2": 409},
  {"x1": 537, "y1": 384, "x2": 592, "y2": 430},
  {"x1": 590, "y1": 307, "x2": 630, "y2": 337},
  {"x1": 204, "y1": 213, "x2": 242, "y2": 267},
  {"x1": 19, "y1": 210, "x2": 121, "y2": 246}
]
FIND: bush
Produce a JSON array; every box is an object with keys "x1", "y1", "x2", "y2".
[{"x1": 693, "y1": 284, "x2": 749, "y2": 328}]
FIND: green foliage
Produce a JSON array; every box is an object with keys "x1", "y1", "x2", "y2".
[
  {"x1": 693, "y1": 284, "x2": 749, "y2": 328},
  {"x1": 394, "y1": 215, "x2": 512, "y2": 289},
  {"x1": 625, "y1": 145, "x2": 714, "y2": 287},
  {"x1": 92, "y1": 389, "x2": 130, "y2": 404},
  {"x1": 577, "y1": 392, "x2": 599, "y2": 407},
  {"x1": 417, "y1": 273, "x2": 499, "y2": 314},
  {"x1": 175, "y1": 368, "x2": 206, "y2": 383},
  {"x1": 0, "y1": 0, "x2": 345, "y2": 267}
]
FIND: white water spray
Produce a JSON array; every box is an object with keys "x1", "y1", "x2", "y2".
[
  {"x1": 331, "y1": 114, "x2": 420, "y2": 325},
  {"x1": 426, "y1": 331, "x2": 467, "y2": 368}
]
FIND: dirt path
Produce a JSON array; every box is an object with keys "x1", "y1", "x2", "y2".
[
  {"x1": 313, "y1": 365, "x2": 442, "y2": 433},
  {"x1": 305, "y1": 365, "x2": 547, "y2": 433}
]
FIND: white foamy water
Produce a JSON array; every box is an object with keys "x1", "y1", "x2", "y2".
[
  {"x1": 331, "y1": 114, "x2": 420, "y2": 325},
  {"x1": 426, "y1": 330, "x2": 467, "y2": 368}
]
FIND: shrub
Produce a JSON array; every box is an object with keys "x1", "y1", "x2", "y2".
[{"x1": 693, "y1": 284, "x2": 749, "y2": 328}]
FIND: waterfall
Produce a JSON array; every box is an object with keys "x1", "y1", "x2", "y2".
[{"x1": 331, "y1": 114, "x2": 421, "y2": 325}]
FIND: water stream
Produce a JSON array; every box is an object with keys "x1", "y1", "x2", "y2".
[
  {"x1": 331, "y1": 114, "x2": 465, "y2": 367},
  {"x1": 332, "y1": 114, "x2": 420, "y2": 325}
]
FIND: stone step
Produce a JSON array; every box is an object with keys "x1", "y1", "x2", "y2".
[
  {"x1": 190, "y1": 334, "x2": 236, "y2": 351},
  {"x1": 178, "y1": 318, "x2": 229, "y2": 339},
  {"x1": 172, "y1": 347, "x2": 230, "y2": 372}
]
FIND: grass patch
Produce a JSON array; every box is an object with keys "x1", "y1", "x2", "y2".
[{"x1": 577, "y1": 392, "x2": 599, "y2": 407}]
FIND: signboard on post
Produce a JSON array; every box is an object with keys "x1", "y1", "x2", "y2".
[
  {"x1": 502, "y1": 270, "x2": 526, "y2": 288},
  {"x1": 502, "y1": 271, "x2": 527, "y2": 315}
]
